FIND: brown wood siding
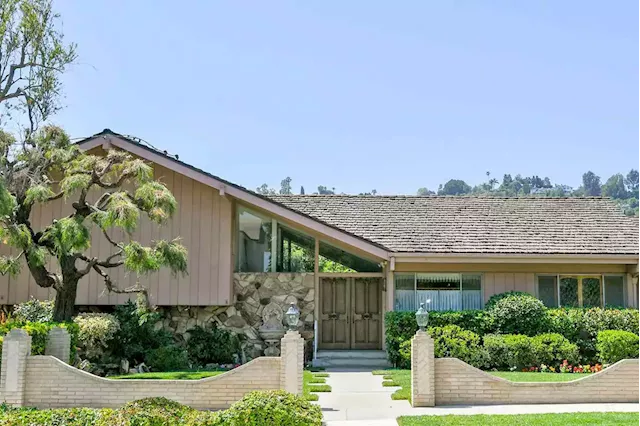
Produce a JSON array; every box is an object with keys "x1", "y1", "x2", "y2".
[{"x1": 0, "y1": 163, "x2": 233, "y2": 306}]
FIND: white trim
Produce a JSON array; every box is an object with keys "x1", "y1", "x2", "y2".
[{"x1": 80, "y1": 134, "x2": 390, "y2": 260}]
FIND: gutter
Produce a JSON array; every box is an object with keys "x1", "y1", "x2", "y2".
[{"x1": 391, "y1": 252, "x2": 639, "y2": 264}]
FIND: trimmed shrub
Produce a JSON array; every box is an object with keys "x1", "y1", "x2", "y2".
[
  {"x1": 596, "y1": 330, "x2": 639, "y2": 364},
  {"x1": 398, "y1": 339, "x2": 412, "y2": 369},
  {"x1": 485, "y1": 291, "x2": 535, "y2": 310},
  {"x1": 384, "y1": 310, "x2": 489, "y2": 367},
  {"x1": 74, "y1": 313, "x2": 120, "y2": 361},
  {"x1": 222, "y1": 390, "x2": 323, "y2": 426},
  {"x1": 531, "y1": 333, "x2": 579, "y2": 366},
  {"x1": 186, "y1": 324, "x2": 240, "y2": 367},
  {"x1": 489, "y1": 295, "x2": 548, "y2": 336},
  {"x1": 104, "y1": 397, "x2": 198, "y2": 425},
  {"x1": 483, "y1": 334, "x2": 510, "y2": 370},
  {"x1": 13, "y1": 298, "x2": 54, "y2": 322},
  {"x1": 502, "y1": 334, "x2": 536, "y2": 369},
  {"x1": 145, "y1": 345, "x2": 190, "y2": 372},
  {"x1": 428, "y1": 325, "x2": 489, "y2": 368}
]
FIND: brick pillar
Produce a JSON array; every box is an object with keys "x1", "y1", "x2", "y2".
[
  {"x1": 0, "y1": 329, "x2": 32, "y2": 406},
  {"x1": 45, "y1": 327, "x2": 71, "y2": 363},
  {"x1": 411, "y1": 330, "x2": 435, "y2": 407},
  {"x1": 280, "y1": 330, "x2": 304, "y2": 395}
]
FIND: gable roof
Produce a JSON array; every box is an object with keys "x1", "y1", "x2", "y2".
[
  {"x1": 76, "y1": 130, "x2": 390, "y2": 260},
  {"x1": 268, "y1": 195, "x2": 639, "y2": 255}
]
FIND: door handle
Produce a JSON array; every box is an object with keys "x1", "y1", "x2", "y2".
[
  {"x1": 363, "y1": 313, "x2": 371, "y2": 320},
  {"x1": 328, "y1": 313, "x2": 338, "y2": 320}
]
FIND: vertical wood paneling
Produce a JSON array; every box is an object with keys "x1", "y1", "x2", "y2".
[
  {"x1": 525, "y1": 273, "x2": 536, "y2": 295},
  {"x1": 217, "y1": 195, "x2": 233, "y2": 305},
  {"x1": 210, "y1": 193, "x2": 220, "y2": 305},
  {"x1": 198, "y1": 188, "x2": 213, "y2": 305},
  {"x1": 178, "y1": 174, "x2": 192, "y2": 305},
  {"x1": 513, "y1": 273, "x2": 526, "y2": 294},
  {"x1": 494, "y1": 273, "x2": 506, "y2": 295},
  {"x1": 0, "y1": 239, "x2": 10, "y2": 303},
  {"x1": 157, "y1": 167, "x2": 173, "y2": 305},
  {"x1": 170, "y1": 173, "x2": 182, "y2": 305},
  {"x1": 483, "y1": 273, "x2": 495, "y2": 302},
  {"x1": 504, "y1": 273, "x2": 515, "y2": 291},
  {"x1": 189, "y1": 183, "x2": 201, "y2": 305}
]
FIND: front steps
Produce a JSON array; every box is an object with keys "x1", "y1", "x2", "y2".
[{"x1": 313, "y1": 350, "x2": 391, "y2": 369}]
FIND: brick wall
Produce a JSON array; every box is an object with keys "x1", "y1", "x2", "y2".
[
  {"x1": 1, "y1": 327, "x2": 304, "y2": 410},
  {"x1": 411, "y1": 330, "x2": 639, "y2": 406},
  {"x1": 22, "y1": 356, "x2": 280, "y2": 410},
  {"x1": 434, "y1": 358, "x2": 639, "y2": 405}
]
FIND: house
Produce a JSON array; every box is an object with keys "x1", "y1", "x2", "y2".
[{"x1": 1, "y1": 129, "x2": 638, "y2": 363}]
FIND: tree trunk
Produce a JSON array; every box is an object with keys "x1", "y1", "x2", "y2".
[{"x1": 52, "y1": 282, "x2": 77, "y2": 322}]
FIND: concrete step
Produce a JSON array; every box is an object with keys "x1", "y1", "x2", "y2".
[{"x1": 313, "y1": 350, "x2": 391, "y2": 369}]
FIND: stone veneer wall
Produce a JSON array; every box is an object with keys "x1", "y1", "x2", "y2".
[{"x1": 156, "y1": 273, "x2": 315, "y2": 360}]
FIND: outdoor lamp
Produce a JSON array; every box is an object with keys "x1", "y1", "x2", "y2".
[
  {"x1": 285, "y1": 302, "x2": 300, "y2": 331},
  {"x1": 416, "y1": 301, "x2": 430, "y2": 332}
]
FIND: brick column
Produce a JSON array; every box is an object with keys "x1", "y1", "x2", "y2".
[
  {"x1": 280, "y1": 330, "x2": 304, "y2": 395},
  {"x1": 45, "y1": 327, "x2": 71, "y2": 363},
  {"x1": 411, "y1": 330, "x2": 435, "y2": 407},
  {"x1": 0, "y1": 329, "x2": 32, "y2": 406}
]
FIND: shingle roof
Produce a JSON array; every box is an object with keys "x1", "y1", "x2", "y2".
[{"x1": 268, "y1": 195, "x2": 639, "y2": 255}]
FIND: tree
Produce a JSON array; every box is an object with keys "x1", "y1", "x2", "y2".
[
  {"x1": 255, "y1": 183, "x2": 276, "y2": 195},
  {"x1": 601, "y1": 174, "x2": 627, "y2": 199},
  {"x1": 300, "y1": 186, "x2": 305, "y2": 195},
  {"x1": 438, "y1": 179, "x2": 471, "y2": 196},
  {"x1": 581, "y1": 171, "x2": 601, "y2": 196},
  {"x1": 279, "y1": 177, "x2": 292, "y2": 195},
  {"x1": 316, "y1": 185, "x2": 335, "y2": 195},
  {"x1": 417, "y1": 187, "x2": 435, "y2": 196},
  {"x1": 0, "y1": 127, "x2": 188, "y2": 321},
  {"x1": 0, "y1": 0, "x2": 77, "y2": 127},
  {"x1": 625, "y1": 169, "x2": 639, "y2": 199}
]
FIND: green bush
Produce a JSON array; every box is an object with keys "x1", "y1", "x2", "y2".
[
  {"x1": 13, "y1": 298, "x2": 54, "y2": 322},
  {"x1": 145, "y1": 345, "x2": 190, "y2": 372},
  {"x1": 596, "y1": 330, "x2": 639, "y2": 364},
  {"x1": 110, "y1": 301, "x2": 174, "y2": 365},
  {"x1": 398, "y1": 339, "x2": 412, "y2": 369},
  {"x1": 531, "y1": 333, "x2": 579, "y2": 366},
  {"x1": 489, "y1": 295, "x2": 548, "y2": 336},
  {"x1": 384, "y1": 310, "x2": 489, "y2": 367},
  {"x1": 186, "y1": 324, "x2": 240, "y2": 367},
  {"x1": 0, "y1": 320, "x2": 79, "y2": 363},
  {"x1": 222, "y1": 390, "x2": 322, "y2": 426},
  {"x1": 103, "y1": 397, "x2": 199, "y2": 425},
  {"x1": 483, "y1": 334, "x2": 510, "y2": 370},
  {"x1": 74, "y1": 313, "x2": 120, "y2": 361},
  {"x1": 428, "y1": 325, "x2": 489, "y2": 368},
  {"x1": 502, "y1": 334, "x2": 536, "y2": 369},
  {"x1": 485, "y1": 291, "x2": 535, "y2": 310}
]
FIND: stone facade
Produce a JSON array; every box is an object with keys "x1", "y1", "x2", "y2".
[{"x1": 156, "y1": 273, "x2": 315, "y2": 361}]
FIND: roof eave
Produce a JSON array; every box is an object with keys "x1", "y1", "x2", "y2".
[{"x1": 390, "y1": 252, "x2": 640, "y2": 264}]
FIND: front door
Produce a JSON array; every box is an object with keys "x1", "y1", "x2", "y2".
[{"x1": 319, "y1": 277, "x2": 382, "y2": 350}]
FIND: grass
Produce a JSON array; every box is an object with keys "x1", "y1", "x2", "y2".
[
  {"x1": 397, "y1": 413, "x2": 639, "y2": 425},
  {"x1": 111, "y1": 369, "x2": 331, "y2": 402},
  {"x1": 110, "y1": 371, "x2": 224, "y2": 380},
  {"x1": 303, "y1": 370, "x2": 331, "y2": 401},
  {"x1": 372, "y1": 369, "x2": 594, "y2": 403}
]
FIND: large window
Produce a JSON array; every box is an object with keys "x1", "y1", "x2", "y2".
[
  {"x1": 536, "y1": 275, "x2": 626, "y2": 308},
  {"x1": 236, "y1": 206, "x2": 382, "y2": 273},
  {"x1": 394, "y1": 273, "x2": 483, "y2": 311}
]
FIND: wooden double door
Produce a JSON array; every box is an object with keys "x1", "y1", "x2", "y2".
[{"x1": 319, "y1": 277, "x2": 382, "y2": 350}]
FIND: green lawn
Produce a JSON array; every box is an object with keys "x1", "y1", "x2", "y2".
[
  {"x1": 373, "y1": 370, "x2": 592, "y2": 403},
  {"x1": 397, "y1": 413, "x2": 639, "y2": 426},
  {"x1": 111, "y1": 371, "x2": 224, "y2": 380},
  {"x1": 111, "y1": 369, "x2": 330, "y2": 402}
]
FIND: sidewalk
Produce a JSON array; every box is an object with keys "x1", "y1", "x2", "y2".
[{"x1": 317, "y1": 370, "x2": 639, "y2": 425}]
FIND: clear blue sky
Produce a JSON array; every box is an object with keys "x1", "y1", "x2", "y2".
[{"x1": 54, "y1": 0, "x2": 638, "y2": 195}]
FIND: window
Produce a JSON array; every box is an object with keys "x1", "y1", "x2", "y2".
[
  {"x1": 236, "y1": 207, "x2": 272, "y2": 272},
  {"x1": 537, "y1": 274, "x2": 626, "y2": 308},
  {"x1": 604, "y1": 275, "x2": 625, "y2": 307},
  {"x1": 394, "y1": 273, "x2": 482, "y2": 312},
  {"x1": 537, "y1": 275, "x2": 558, "y2": 307}
]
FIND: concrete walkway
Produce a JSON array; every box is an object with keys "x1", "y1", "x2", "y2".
[{"x1": 317, "y1": 370, "x2": 639, "y2": 426}]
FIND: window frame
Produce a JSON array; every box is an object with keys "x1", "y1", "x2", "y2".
[
  {"x1": 393, "y1": 272, "x2": 484, "y2": 311},
  {"x1": 535, "y1": 273, "x2": 627, "y2": 308}
]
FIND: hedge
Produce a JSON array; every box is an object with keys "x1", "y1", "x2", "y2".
[
  {"x1": 385, "y1": 307, "x2": 639, "y2": 366},
  {"x1": 0, "y1": 320, "x2": 79, "y2": 363},
  {"x1": 596, "y1": 330, "x2": 639, "y2": 364},
  {"x1": 0, "y1": 392, "x2": 323, "y2": 426}
]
